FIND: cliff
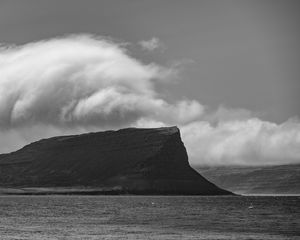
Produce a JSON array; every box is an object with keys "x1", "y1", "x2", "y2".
[{"x1": 0, "y1": 126, "x2": 231, "y2": 195}]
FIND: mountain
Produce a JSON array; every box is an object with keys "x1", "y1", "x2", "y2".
[
  {"x1": 0, "y1": 126, "x2": 231, "y2": 195},
  {"x1": 195, "y1": 165, "x2": 300, "y2": 195}
]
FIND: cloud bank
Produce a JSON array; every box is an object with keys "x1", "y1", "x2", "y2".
[
  {"x1": 0, "y1": 34, "x2": 299, "y2": 166},
  {"x1": 181, "y1": 118, "x2": 300, "y2": 166},
  {"x1": 0, "y1": 35, "x2": 201, "y2": 129}
]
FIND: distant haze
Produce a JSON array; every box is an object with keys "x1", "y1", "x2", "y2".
[{"x1": 0, "y1": 0, "x2": 299, "y2": 166}]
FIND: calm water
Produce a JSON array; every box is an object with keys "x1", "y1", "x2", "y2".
[{"x1": 0, "y1": 196, "x2": 299, "y2": 239}]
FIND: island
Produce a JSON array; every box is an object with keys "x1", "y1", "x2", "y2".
[{"x1": 0, "y1": 126, "x2": 232, "y2": 195}]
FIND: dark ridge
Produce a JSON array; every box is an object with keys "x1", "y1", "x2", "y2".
[
  {"x1": 0, "y1": 126, "x2": 232, "y2": 195},
  {"x1": 196, "y1": 164, "x2": 300, "y2": 195}
]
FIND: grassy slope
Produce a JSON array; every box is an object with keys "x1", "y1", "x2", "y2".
[{"x1": 195, "y1": 164, "x2": 300, "y2": 194}]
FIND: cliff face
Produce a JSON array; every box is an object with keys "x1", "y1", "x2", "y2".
[{"x1": 0, "y1": 126, "x2": 231, "y2": 195}]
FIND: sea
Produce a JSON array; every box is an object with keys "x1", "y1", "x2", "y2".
[{"x1": 0, "y1": 195, "x2": 299, "y2": 240}]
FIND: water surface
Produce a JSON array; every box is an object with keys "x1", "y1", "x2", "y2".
[{"x1": 0, "y1": 196, "x2": 298, "y2": 239}]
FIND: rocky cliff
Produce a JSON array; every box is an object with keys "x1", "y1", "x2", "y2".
[{"x1": 0, "y1": 126, "x2": 231, "y2": 195}]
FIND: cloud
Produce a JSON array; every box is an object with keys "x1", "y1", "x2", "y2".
[
  {"x1": 181, "y1": 118, "x2": 300, "y2": 166},
  {"x1": 138, "y1": 37, "x2": 164, "y2": 51},
  {"x1": 0, "y1": 34, "x2": 300, "y2": 166},
  {"x1": 0, "y1": 34, "x2": 201, "y2": 129}
]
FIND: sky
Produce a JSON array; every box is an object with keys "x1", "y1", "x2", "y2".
[{"x1": 0, "y1": 0, "x2": 299, "y2": 166}]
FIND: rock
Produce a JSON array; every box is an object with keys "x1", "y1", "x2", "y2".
[{"x1": 0, "y1": 126, "x2": 231, "y2": 195}]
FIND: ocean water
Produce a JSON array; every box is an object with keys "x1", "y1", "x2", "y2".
[{"x1": 0, "y1": 196, "x2": 298, "y2": 240}]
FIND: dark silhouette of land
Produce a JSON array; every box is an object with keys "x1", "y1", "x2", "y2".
[{"x1": 0, "y1": 126, "x2": 231, "y2": 195}]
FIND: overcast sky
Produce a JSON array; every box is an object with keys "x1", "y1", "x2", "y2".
[{"x1": 0, "y1": 0, "x2": 299, "y2": 166}]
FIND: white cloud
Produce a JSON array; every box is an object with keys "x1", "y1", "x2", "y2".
[
  {"x1": 138, "y1": 37, "x2": 164, "y2": 51},
  {"x1": 0, "y1": 34, "x2": 200, "y2": 129},
  {"x1": 181, "y1": 118, "x2": 300, "y2": 166}
]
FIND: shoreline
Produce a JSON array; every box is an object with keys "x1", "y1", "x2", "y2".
[{"x1": 0, "y1": 187, "x2": 298, "y2": 196}]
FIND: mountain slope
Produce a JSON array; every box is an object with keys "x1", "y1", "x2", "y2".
[
  {"x1": 0, "y1": 127, "x2": 231, "y2": 195},
  {"x1": 196, "y1": 165, "x2": 300, "y2": 194}
]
